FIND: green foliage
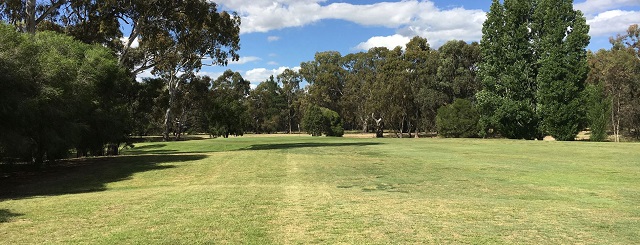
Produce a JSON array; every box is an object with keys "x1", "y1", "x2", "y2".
[
  {"x1": 0, "y1": 24, "x2": 134, "y2": 163},
  {"x1": 247, "y1": 76, "x2": 286, "y2": 134},
  {"x1": 478, "y1": 0, "x2": 589, "y2": 140},
  {"x1": 207, "y1": 71, "x2": 250, "y2": 138},
  {"x1": 321, "y1": 107, "x2": 344, "y2": 137},
  {"x1": 584, "y1": 83, "x2": 610, "y2": 141},
  {"x1": 436, "y1": 99, "x2": 480, "y2": 138},
  {"x1": 302, "y1": 105, "x2": 325, "y2": 136}
]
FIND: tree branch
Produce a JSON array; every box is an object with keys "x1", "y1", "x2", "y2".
[{"x1": 34, "y1": 0, "x2": 67, "y2": 26}]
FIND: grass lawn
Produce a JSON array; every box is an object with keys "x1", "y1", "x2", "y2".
[{"x1": 1, "y1": 136, "x2": 639, "y2": 244}]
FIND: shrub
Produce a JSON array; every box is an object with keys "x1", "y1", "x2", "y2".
[
  {"x1": 301, "y1": 105, "x2": 344, "y2": 137},
  {"x1": 436, "y1": 98, "x2": 480, "y2": 138},
  {"x1": 302, "y1": 105, "x2": 325, "y2": 136},
  {"x1": 321, "y1": 107, "x2": 344, "y2": 137}
]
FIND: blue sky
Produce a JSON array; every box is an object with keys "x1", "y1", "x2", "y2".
[{"x1": 152, "y1": 0, "x2": 640, "y2": 87}]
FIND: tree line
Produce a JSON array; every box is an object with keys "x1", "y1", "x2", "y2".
[{"x1": 1, "y1": 0, "x2": 640, "y2": 167}]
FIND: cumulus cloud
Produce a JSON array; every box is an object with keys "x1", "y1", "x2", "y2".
[
  {"x1": 587, "y1": 10, "x2": 640, "y2": 37},
  {"x1": 228, "y1": 56, "x2": 262, "y2": 65},
  {"x1": 354, "y1": 34, "x2": 411, "y2": 51},
  {"x1": 575, "y1": 0, "x2": 640, "y2": 15},
  {"x1": 216, "y1": 0, "x2": 486, "y2": 49},
  {"x1": 244, "y1": 66, "x2": 301, "y2": 87}
]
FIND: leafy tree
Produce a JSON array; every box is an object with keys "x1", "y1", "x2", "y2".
[
  {"x1": 247, "y1": 76, "x2": 286, "y2": 133},
  {"x1": 478, "y1": 0, "x2": 589, "y2": 140},
  {"x1": 437, "y1": 40, "x2": 481, "y2": 101},
  {"x1": 321, "y1": 107, "x2": 344, "y2": 137},
  {"x1": 277, "y1": 69, "x2": 303, "y2": 133},
  {"x1": 0, "y1": 24, "x2": 132, "y2": 165},
  {"x1": 587, "y1": 47, "x2": 640, "y2": 142},
  {"x1": 436, "y1": 99, "x2": 480, "y2": 138},
  {"x1": 534, "y1": 0, "x2": 590, "y2": 141},
  {"x1": 208, "y1": 70, "x2": 250, "y2": 138},
  {"x1": 405, "y1": 36, "x2": 439, "y2": 136},
  {"x1": 584, "y1": 83, "x2": 610, "y2": 141},
  {"x1": 302, "y1": 105, "x2": 324, "y2": 137},
  {"x1": 300, "y1": 51, "x2": 346, "y2": 112}
]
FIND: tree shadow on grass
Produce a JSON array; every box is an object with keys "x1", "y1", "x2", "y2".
[
  {"x1": 0, "y1": 154, "x2": 207, "y2": 200},
  {"x1": 0, "y1": 209, "x2": 23, "y2": 223},
  {"x1": 242, "y1": 142, "x2": 384, "y2": 151}
]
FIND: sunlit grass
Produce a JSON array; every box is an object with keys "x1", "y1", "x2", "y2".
[{"x1": 1, "y1": 136, "x2": 639, "y2": 244}]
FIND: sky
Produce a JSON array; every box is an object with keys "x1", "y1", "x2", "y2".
[{"x1": 156, "y1": 0, "x2": 640, "y2": 88}]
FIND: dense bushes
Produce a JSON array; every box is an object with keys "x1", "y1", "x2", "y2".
[
  {"x1": 436, "y1": 99, "x2": 480, "y2": 138},
  {"x1": 0, "y1": 24, "x2": 133, "y2": 165},
  {"x1": 302, "y1": 105, "x2": 344, "y2": 137}
]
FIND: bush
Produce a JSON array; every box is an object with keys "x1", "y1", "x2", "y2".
[
  {"x1": 302, "y1": 105, "x2": 325, "y2": 136},
  {"x1": 584, "y1": 83, "x2": 610, "y2": 141},
  {"x1": 321, "y1": 107, "x2": 344, "y2": 137},
  {"x1": 436, "y1": 99, "x2": 480, "y2": 138},
  {"x1": 301, "y1": 105, "x2": 344, "y2": 137}
]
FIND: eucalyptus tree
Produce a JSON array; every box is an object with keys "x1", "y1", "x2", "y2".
[
  {"x1": 405, "y1": 36, "x2": 440, "y2": 135},
  {"x1": 300, "y1": 51, "x2": 346, "y2": 112},
  {"x1": 277, "y1": 69, "x2": 303, "y2": 133},
  {"x1": 587, "y1": 48, "x2": 640, "y2": 142}
]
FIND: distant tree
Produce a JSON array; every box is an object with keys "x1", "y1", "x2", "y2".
[
  {"x1": 277, "y1": 69, "x2": 303, "y2": 133},
  {"x1": 583, "y1": 83, "x2": 610, "y2": 142},
  {"x1": 405, "y1": 36, "x2": 439, "y2": 137},
  {"x1": 302, "y1": 105, "x2": 325, "y2": 137},
  {"x1": 321, "y1": 107, "x2": 344, "y2": 137},
  {"x1": 436, "y1": 99, "x2": 480, "y2": 138},
  {"x1": 478, "y1": 0, "x2": 589, "y2": 140},
  {"x1": 437, "y1": 40, "x2": 481, "y2": 101},
  {"x1": 208, "y1": 70, "x2": 250, "y2": 138},
  {"x1": 587, "y1": 47, "x2": 640, "y2": 142},
  {"x1": 247, "y1": 76, "x2": 286, "y2": 133},
  {"x1": 300, "y1": 51, "x2": 346, "y2": 112}
]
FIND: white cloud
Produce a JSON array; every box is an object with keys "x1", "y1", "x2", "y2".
[
  {"x1": 267, "y1": 61, "x2": 279, "y2": 65},
  {"x1": 120, "y1": 36, "x2": 139, "y2": 48},
  {"x1": 354, "y1": 34, "x2": 411, "y2": 51},
  {"x1": 244, "y1": 66, "x2": 301, "y2": 87},
  {"x1": 586, "y1": 10, "x2": 640, "y2": 37},
  {"x1": 575, "y1": 0, "x2": 640, "y2": 15},
  {"x1": 195, "y1": 71, "x2": 225, "y2": 80},
  {"x1": 217, "y1": 0, "x2": 486, "y2": 48},
  {"x1": 267, "y1": 36, "x2": 281, "y2": 42},
  {"x1": 228, "y1": 56, "x2": 261, "y2": 65}
]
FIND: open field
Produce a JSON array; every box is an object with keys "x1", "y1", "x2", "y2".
[{"x1": 1, "y1": 136, "x2": 639, "y2": 244}]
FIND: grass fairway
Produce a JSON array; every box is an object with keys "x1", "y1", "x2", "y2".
[{"x1": 1, "y1": 136, "x2": 639, "y2": 244}]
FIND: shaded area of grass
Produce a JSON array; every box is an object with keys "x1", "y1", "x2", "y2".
[
  {"x1": 243, "y1": 141, "x2": 383, "y2": 151},
  {"x1": 0, "y1": 209, "x2": 22, "y2": 223},
  {"x1": 0, "y1": 154, "x2": 207, "y2": 199}
]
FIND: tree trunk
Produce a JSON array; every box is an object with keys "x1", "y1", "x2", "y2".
[{"x1": 26, "y1": 0, "x2": 36, "y2": 34}]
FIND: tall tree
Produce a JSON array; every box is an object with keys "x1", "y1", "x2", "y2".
[
  {"x1": 277, "y1": 69, "x2": 303, "y2": 133},
  {"x1": 478, "y1": 0, "x2": 589, "y2": 140},
  {"x1": 300, "y1": 51, "x2": 346, "y2": 112},
  {"x1": 208, "y1": 70, "x2": 250, "y2": 138},
  {"x1": 534, "y1": 0, "x2": 590, "y2": 141}
]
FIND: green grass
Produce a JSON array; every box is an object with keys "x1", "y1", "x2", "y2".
[{"x1": 1, "y1": 136, "x2": 639, "y2": 244}]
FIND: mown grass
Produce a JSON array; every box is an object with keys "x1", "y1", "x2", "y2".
[{"x1": 1, "y1": 136, "x2": 639, "y2": 244}]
